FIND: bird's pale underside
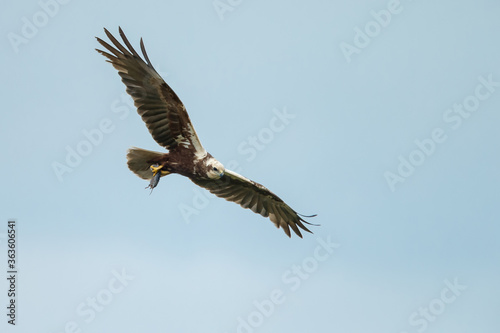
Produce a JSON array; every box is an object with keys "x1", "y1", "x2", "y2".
[{"x1": 96, "y1": 27, "x2": 317, "y2": 238}]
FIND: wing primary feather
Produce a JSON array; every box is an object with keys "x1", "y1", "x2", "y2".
[
  {"x1": 140, "y1": 38, "x2": 155, "y2": 69},
  {"x1": 296, "y1": 218, "x2": 313, "y2": 234},
  {"x1": 118, "y1": 27, "x2": 141, "y2": 58},
  {"x1": 96, "y1": 38, "x2": 123, "y2": 58},
  {"x1": 288, "y1": 222, "x2": 302, "y2": 238},
  {"x1": 296, "y1": 213, "x2": 320, "y2": 226},
  {"x1": 278, "y1": 206, "x2": 297, "y2": 238},
  {"x1": 278, "y1": 206, "x2": 302, "y2": 238},
  {"x1": 103, "y1": 28, "x2": 132, "y2": 56},
  {"x1": 298, "y1": 213, "x2": 318, "y2": 218},
  {"x1": 279, "y1": 213, "x2": 292, "y2": 238},
  {"x1": 95, "y1": 48, "x2": 117, "y2": 62}
]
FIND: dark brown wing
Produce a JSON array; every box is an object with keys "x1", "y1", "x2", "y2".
[
  {"x1": 191, "y1": 169, "x2": 316, "y2": 238},
  {"x1": 96, "y1": 27, "x2": 206, "y2": 155}
]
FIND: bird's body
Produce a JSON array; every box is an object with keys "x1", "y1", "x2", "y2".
[
  {"x1": 128, "y1": 147, "x2": 218, "y2": 180},
  {"x1": 96, "y1": 27, "x2": 316, "y2": 238}
]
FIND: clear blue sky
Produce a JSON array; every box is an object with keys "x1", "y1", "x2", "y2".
[{"x1": 1, "y1": 0, "x2": 499, "y2": 332}]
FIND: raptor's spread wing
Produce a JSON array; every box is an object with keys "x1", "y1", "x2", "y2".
[
  {"x1": 96, "y1": 27, "x2": 206, "y2": 156},
  {"x1": 191, "y1": 169, "x2": 316, "y2": 238}
]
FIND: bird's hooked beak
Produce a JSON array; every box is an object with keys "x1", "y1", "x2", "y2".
[{"x1": 219, "y1": 172, "x2": 224, "y2": 178}]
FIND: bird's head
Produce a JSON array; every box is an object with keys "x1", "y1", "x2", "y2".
[{"x1": 206, "y1": 158, "x2": 225, "y2": 179}]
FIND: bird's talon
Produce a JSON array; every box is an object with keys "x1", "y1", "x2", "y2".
[{"x1": 150, "y1": 164, "x2": 163, "y2": 175}]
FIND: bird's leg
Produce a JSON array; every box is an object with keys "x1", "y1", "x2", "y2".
[{"x1": 150, "y1": 164, "x2": 163, "y2": 176}]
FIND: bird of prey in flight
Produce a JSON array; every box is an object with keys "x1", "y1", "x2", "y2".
[{"x1": 96, "y1": 27, "x2": 316, "y2": 237}]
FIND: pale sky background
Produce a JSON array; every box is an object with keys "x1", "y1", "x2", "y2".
[{"x1": 1, "y1": 0, "x2": 499, "y2": 332}]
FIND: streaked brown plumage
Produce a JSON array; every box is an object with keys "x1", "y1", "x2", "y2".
[{"x1": 96, "y1": 27, "x2": 316, "y2": 238}]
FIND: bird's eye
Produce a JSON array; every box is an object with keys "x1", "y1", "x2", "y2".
[{"x1": 213, "y1": 167, "x2": 218, "y2": 172}]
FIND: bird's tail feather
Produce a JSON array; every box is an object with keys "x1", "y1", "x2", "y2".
[{"x1": 126, "y1": 147, "x2": 165, "y2": 180}]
